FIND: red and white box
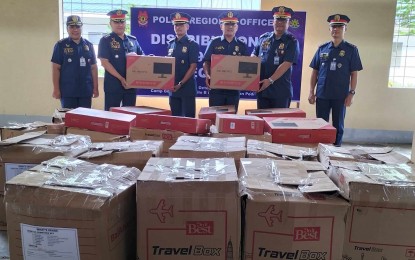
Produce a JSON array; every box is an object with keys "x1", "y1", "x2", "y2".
[
  {"x1": 245, "y1": 108, "x2": 306, "y2": 118},
  {"x1": 65, "y1": 107, "x2": 136, "y2": 135},
  {"x1": 216, "y1": 114, "x2": 264, "y2": 135},
  {"x1": 198, "y1": 105, "x2": 236, "y2": 125},
  {"x1": 126, "y1": 55, "x2": 175, "y2": 90},
  {"x1": 135, "y1": 114, "x2": 211, "y2": 134},
  {"x1": 264, "y1": 117, "x2": 336, "y2": 143},
  {"x1": 110, "y1": 106, "x2": 171, "y2": 116},
  {"x1": 240, "y1": 158, "x2": 348, "y2": 260},
  {"x1": 137, "y1": 157, "x2": 240, "y2": 260},
  {"x1": 210, "y1": 54, "x2": 260, "y2": 91}
]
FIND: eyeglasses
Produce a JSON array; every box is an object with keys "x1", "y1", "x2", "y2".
[
  {"x1": 112, "y1": 20, "x2": 126, "y2": 24},
  {"x1": 68, "y1": 25, "x2": 81, "y2": 29}
]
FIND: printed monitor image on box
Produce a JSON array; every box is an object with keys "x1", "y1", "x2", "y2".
[
  {"x1": 126, "y1": 55, "x2": 175, "y2": 90},
  {"x1": 210, "y1": 54, "x2": 260, "y2": 91},
  {"x1": 238, "y1": 61, "x2": 259, "y2": 78}
]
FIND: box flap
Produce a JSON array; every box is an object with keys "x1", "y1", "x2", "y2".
[
  {"x1": 240, "y1": 158, "x2": 337, "y2": 191},
  {"x1": 6, "y1": 156, "x2": 140, "y2": 205},
  {"x1": 170, "y1": 136, "x2": 246, "y2": 153},
  {"x1": 139, "y1": 157, "x2": 237, "y2": 182},
  {"x1": 247, "y1": 139, "x2": 317, "y2": 159},
  {"x1": 264, "y1": 117, "x2": 331, "y2": 129},
  {"x1": 0, "y1": 131, "x2": 46, "y2": 146}
]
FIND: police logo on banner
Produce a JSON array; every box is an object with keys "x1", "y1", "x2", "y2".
[{"x1": 138, "y1": 11, "x2": 149, "y2": 27}]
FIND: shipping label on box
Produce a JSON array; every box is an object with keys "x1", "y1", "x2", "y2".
[
  {"x1": 210, "y1": 54, "x2": 260, "y2": 91},
  {"x1": 126, "y1": 55, "x2": 175, "y2": 90}
]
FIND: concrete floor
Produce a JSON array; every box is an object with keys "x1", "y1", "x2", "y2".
[{"x1": 0, "y1": 143, "x2": 412, "y2": 258}]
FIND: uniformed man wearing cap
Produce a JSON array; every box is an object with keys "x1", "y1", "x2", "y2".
[
  {"x1": 203, "y1": 11, "x2": 249, "y2": 112},
  {"x1": 98, "y1": 9, "x2": 144, "y2": 111},
  {"x1": 252, "y1": 6, "x2": 300, "y2": 109},
  {"x1": 309, "y1": 14, "x2": 363, "y2": 146},
  {"x1": 51, "y1": 15, "x2": 98, "y2": 108},
  {"x1": 167, "y1": 12, "x2": 199, "y2": 118}
]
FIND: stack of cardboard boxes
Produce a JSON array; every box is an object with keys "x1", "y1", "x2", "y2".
[{"x1": 1, "y1": 96, "x2": 413, "y2": 259}]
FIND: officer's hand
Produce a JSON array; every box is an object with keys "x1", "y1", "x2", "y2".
[
  {"x1": 173, "y1": 84, "x2": 181, "y2": 92},
  {"x1": 205, "y1": 75, "x2": 211, "y2": 90},
  {"x1": 93, "y1": 89, "x2": 99, "y2": 98},
  {"x1": 345, "y1": 94, "x2": 353, "y2": 107},
  {"x1": 258, "y1": 79, "x2": 270, "y2": 93},
  {"x1": 52, "y1": 89, "x2": 61, "y2": 99},
  {"x1": 120, "y1": 77, "x2": 128, "y2": 88},
  {"x1": 308, "y1": 93, "x2": 316, "y2": 104}
]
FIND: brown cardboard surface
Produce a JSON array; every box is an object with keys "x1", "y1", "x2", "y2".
[
  {"x1": 129, "y1": 127, "x2": 186, "y2": 155},
  {"x1": 169, "y1": 136, "x2": 246, "y2": 165},
  {"x1": 126, "y1": 55, "x2": 175, "y2": 90},
  {"x1": 318, "y1": 143, "x2": 411, "y2": 168},
  {"x1": 211, "y1": 131, "x2": 272, "y2": 144},
  {"x1": 0, "y1": 122, "x2": 49, "y2": 140},
  {"x1": 328, "y1": 164, "x2": 415, "y2": 259},
  {"x1": 137, "y1": 157, "x2": 240, "y2": 260},
  {"x1": 0, "y1": 134, "x2": 91, "y2": 194},
  {"x1": 78, "y1": 140, "x2": 163, "y2": 170},
  {"x1": 240, "y1": 158, "x2": 348, "y2": 260},
  {"x1": 247, "y1": 139, "x2": 317, "y2": 160},
  {"x1": 210, "y1": 54, "x2": 260, "y2": 91},
  {"x1": 5, "y1": 156, "x2": 140, "y2": 260},
  {"x1": 66, "y1": 127, "x2": 128, "y2": 142}
]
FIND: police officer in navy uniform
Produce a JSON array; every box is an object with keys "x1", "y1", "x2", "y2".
[
  {"x1": 51, "y1": 15, "x2": 98, "y2": 109},
  {"x1": 309, "y1": 14, "x2": 363, "y2": 146},
  {"x1": 252, "y1": 6, "x2": 300, "y2": 109},
  {"x1": 98, "y1": 10, "x2": 144, "y2": 111},
  {"x1": 167, "y1": 12, "x2": 199, "y2": 118},
  {"x1": 203, "y1": 11, "x2": 249, "y2": 112}
]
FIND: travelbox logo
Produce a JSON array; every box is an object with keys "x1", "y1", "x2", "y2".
[
  {"x1": 293, "y1": 227, "x2": 321, "y2": 241},
  {"x1": 186, "y1": 221, "x2": 214, "y2": 235}
]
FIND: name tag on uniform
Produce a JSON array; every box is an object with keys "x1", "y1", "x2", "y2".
[
  {"x1": 80, "y1": 57, "x2": 86, "y2": 67},
  {"x1": 330, "y1": 59, "x2": 336, "y2": 71},
  {"x1": 274, "y1": 56, "x2": 280, "y2": 65}
]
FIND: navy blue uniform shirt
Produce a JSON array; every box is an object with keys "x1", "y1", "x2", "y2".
[
  {"x1": 203, "y1": 36, "x2": 249, "y2": 95},
  {"x1": 252, "y1": 32, "x2": 299, "y2": 99},
  {"x1": 51, "y1": 37, "x2": 96, "y2": 97},
  {"x1": 167, "y1": 35, "x2": 199, "y2": 97},
  {"x1": 98, "y1": 32, "x2": 144, "y2": 94},
  {"x1": 310, "y1": 40, "x2": 363, "y2": 99}
]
